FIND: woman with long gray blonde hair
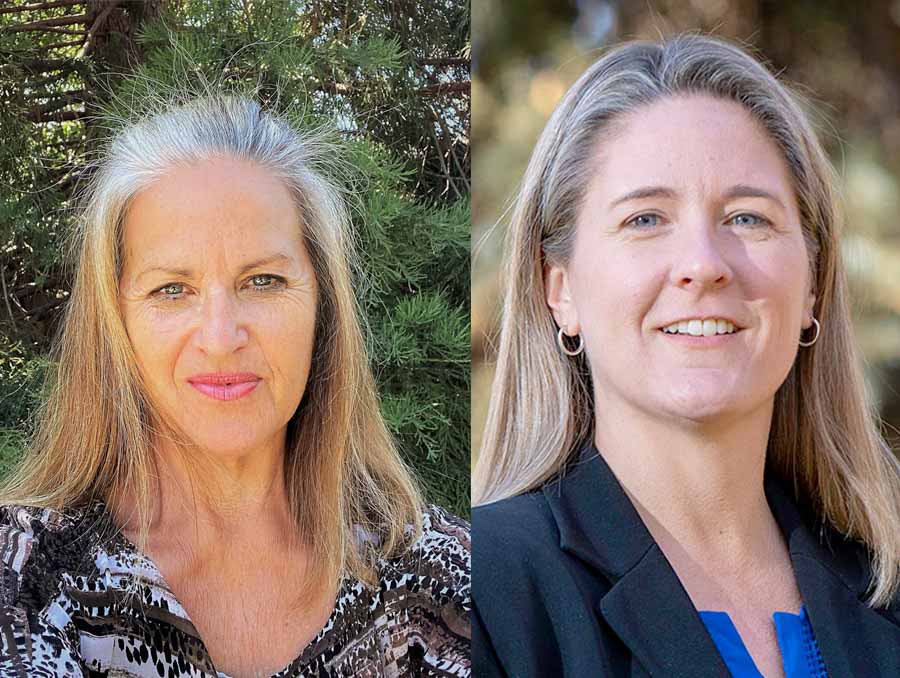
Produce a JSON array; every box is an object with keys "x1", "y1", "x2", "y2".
[
  {"x1": 0, "y1": 92, "x2": 470, "y2": 677},
  {"x1": 473, "y1": 34, "x2": 900, "y2": 677}
]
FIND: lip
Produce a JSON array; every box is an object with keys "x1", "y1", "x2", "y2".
[
  {"x1": 658, "y1": 316, "x2": 743, "y2": 330},
  {"x1": 658, "y1": 328, "x2": 742, "y2": 346},
  {"x1": 188, "y1": 373, "x2": 261, "y2": 402}
]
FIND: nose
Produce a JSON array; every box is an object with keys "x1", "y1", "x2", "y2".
[
  {"x1": 669, "y1": 223, "x2": 734, "y2": 292},
  {"x1": 193, "y1": 288, "x2": 249, "y2": 356}
]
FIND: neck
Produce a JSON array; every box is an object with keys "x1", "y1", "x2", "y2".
[
  {"x1": 143, "y1": 430, "x2": 297, "y2": 553},
  {"x1": 594, "y1": 395, "x2": 780, "y2": 565}
]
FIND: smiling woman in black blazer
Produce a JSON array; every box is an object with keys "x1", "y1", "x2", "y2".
[{"x1": 472, "y1": 34, "x2": 900, "y2": 678}]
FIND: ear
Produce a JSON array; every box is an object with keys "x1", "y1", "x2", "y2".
[{"x1": 544, "y1": 260, "x2": 581, "y2": 336}]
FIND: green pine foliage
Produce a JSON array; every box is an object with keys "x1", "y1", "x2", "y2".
[{"x1": 0, "y1": 1, "x2": 470, "y2": 516}]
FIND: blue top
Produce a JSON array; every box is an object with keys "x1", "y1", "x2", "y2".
[{"x1": 699, "y1": 604, "x2": 827, "y2": 677}]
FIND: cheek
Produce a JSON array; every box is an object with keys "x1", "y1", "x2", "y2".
[
  {"x1": 569, "y1": 247, "x2": 660, "y2": 334},
  {"x1": 745, "y1": 244, "x2": 810, "y2": 317},
  {"x1": 255, "y1": 297, "x2": 317, "y2": 376},
  {"x1": 121, "y1": 304, "x2": 192, "y2": 385}
]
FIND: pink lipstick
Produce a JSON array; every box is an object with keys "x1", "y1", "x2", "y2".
[{"x1": 188, "y1": 372, "x2": 260, "y2": 402}]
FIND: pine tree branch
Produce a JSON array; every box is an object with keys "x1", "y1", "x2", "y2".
[
  {"x1": 41, "y1": 38, "x2": 83, "y2": 49},
  {"x1": 18, "y1": 58, "x2": 75, "y2": 74},
  {"x1": 25, "y1": 295, "x2": 67, "y2": 319},
  {"x1": 25, "y1": 108, "x2": 88, "y2": 123},
  {"x1": 25, "y1": 89, "x2": 92, "y2": 119},
  {"x1": 417, "y1": 58, "x2": 468, "y2": 67},
  {"x1": 433, "y1": 109, "x2": 470, "y2": 192},
  {"x1": 10, "y1": 283, "x2": 38, "y2": 298},
  {"x1": 0, "y1": 38, "x2": 86, "y2": 52},
  {"x1": 25, "y1": 89, "x2": 94, "y2": 113},
  {"x1": 27, "y1": 66, "x2": 82, "y2": 90},
  {"x1": 416, "y1": 82, "x2": 469, "y2": 97},
  {"x1": 0, "y1": 0, "x2": 82, "y2": 15},
  {"x1": 319, "y1": 80, "x2": 470, "y2": 98},
  {"x1": 4, "y1": 13, "x2": 90, "y2": 32},
  {"x1": 1, "y1": 267, "x2": 17, "y2": 333},
  {"x1": 8, "y1": 26, "x2": 88, "y2": 35},
  {"x1": 426, "y1": 112, "x2": 462, "y2": 200},
  {"x1": 319, "y1": 81, "x2": 353, "y2": 95}
]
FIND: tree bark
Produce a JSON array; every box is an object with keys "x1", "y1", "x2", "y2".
[{"x1": 78, "y1": 0, "x2": 121, "y2": 58}]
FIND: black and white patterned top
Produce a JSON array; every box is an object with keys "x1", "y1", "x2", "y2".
[{"x1": 0, "y1": 501, "x2": 471, "y2": 677}]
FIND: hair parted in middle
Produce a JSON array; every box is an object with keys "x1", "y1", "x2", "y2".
[
  {"x1": 1, "y1": 89, "x2": 424, "y2": 594},
  {"x1": 473, "y1": 33, "x2": 900, "y2": 607}
]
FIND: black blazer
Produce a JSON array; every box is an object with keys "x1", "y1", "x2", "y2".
[{"x1": 472, "y1": 444, "x2": 900, "y2": 677}]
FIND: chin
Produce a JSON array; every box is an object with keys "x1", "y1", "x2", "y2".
[
  {"x1": 666, "y1": 403, "x2": 738, "y2": 426},
  {"x1": 182, "y1": 428, "x2": 273, "y2": 459},
  {"x1": 656, "y1": 385, "x2": 744, "y2": 424}
]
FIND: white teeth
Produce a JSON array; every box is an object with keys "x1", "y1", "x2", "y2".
[{"x1": 662, "y1": 318, "x2": 738, "y2": 335}]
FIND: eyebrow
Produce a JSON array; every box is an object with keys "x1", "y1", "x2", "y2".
[
  {"x1": 136, "y1": 253, "x2": 296, "y2": 282},
  {"x1": 608, "y1": 184, "x2": 786, "y2": 209},
  {"x1": 721, "y1": 184, "x2": 786, "y2": 209},
  {"x1": 609, "y1": 186, "x2": 678, "y2": 209}
]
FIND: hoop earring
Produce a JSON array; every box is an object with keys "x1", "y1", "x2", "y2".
[
  {"x1": 557, "y1": 327, "x2": 584, "y2": 356},
  {"x1": 799, "y1": 317, "x2": 820, "y2": 347}
]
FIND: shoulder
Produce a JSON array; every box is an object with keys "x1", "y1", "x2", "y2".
[
  {"x1": 0, "y1": 504, "x2": 99, "y2": 674},
  {"x1": 411, "y1": 504, "x2": 470, "y2": 561},
  {"x1": 383, "y1": 505, "x2": 470, "y2": 599},
  {"x1": 471, "y1": 489, "x2": 571, "y2": 628},
  {"x1": 0, "y1": 503, "x2": 101, "y2": 608},
  {"x1": 368, "y1": 506, "x2": 470, "y2": 670},
  {"x1": 472, "y1": 489, "x2": 559, "y2": 565},
  {"x1": 0, "y1": 505, "x2": 68, "y2": 593}
]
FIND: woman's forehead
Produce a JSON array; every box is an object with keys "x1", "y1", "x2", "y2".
[
  {"x1": 585, "y1": 94, "x2": 797, "y2": 207},
  {"x1": 120, "y1": 157, "x2": 308, "y2": 275}
]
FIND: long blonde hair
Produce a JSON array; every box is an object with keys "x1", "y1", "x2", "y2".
[
  {"x1": 473, "y1": 34, "x2": 900, "y2": 607},
  {"x1": 2, "y1": 91, "x2": 423, "y2": 591}
]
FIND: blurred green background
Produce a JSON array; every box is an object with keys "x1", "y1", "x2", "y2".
[{"x1": 472, "y1": 0, "x2": 900, "y2": 459}]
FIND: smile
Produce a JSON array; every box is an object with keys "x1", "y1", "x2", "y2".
[{"x1": 662, "y1": 318, "x2": 737, "y2": 336}]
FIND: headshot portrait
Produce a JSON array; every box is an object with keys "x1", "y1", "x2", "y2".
[
  {"x1": 0, "y1": 1, "x2": 470, "y2": 676},
  {"x1": 472, "y1": 4, "x2": 900, "y2": 677}
]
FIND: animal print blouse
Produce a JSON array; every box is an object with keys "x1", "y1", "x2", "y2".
[{"x1": 0, "y1": 501, "x2": 471, "y2": 677}]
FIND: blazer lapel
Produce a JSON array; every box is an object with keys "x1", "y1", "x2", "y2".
[
  {"x1": 600, "y1": 546, "x2": 731, "y2": 677},
  {"x1": 765, "y1": 472, "x2": 900, "y2": 676},
  {"x1": 543, "y1": 445, "x2": 730, "y2": 678}
]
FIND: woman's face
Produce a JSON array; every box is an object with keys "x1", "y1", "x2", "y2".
[
  {"x1": 119, "y1": 156, "x2": 318, "y2": 459},
  {"x1": 546, "y1": 94, "x2": 816, "y2": 425}
]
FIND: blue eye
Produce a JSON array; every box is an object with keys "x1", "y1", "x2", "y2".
[
  {"x1": 729, "y1": 213, "x2": 769, "y2": 227},
  {"x1": 247, "y1": 274, "x2": 283, "y2": 290},
  {"x1": 628, "y1": 213, "x2": 661, "y2": 228},
  {"x1": 155, "y1": 283, "x2": 185, "y2": 299}
]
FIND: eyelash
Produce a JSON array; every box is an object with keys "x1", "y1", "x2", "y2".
[
  {"x1": 152, "y1": 274, "x2": 286, "y2": 301},
  {"x1": 625, "y1": 212, "x2": 772, "y2": 229}
]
